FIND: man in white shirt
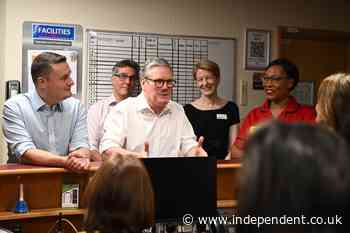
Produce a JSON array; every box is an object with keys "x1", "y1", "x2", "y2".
[
  {"x1": 100, "y1": 57, "x2": 207, "y2": 158},
  {"x1": 87, "y1": 60, "x2": 140, "y2": 161}
]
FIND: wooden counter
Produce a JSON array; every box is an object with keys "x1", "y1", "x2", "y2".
[
  {"x1": 0, "y1": 163, "x2": 95, "y2": 233},
  {"x1": 0, "y1": 160, "x2": 240, "y2": 232},
  {"x1": 217, "y1": 159, "x2": 241, "y2": 208}
]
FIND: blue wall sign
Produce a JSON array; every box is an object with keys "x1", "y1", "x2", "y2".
[{"x1": 32, "y1": 24, "x2": 75, "y2": 41}]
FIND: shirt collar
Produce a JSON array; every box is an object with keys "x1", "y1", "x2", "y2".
[
  {"x1": 107, "y1": 95, "x2": 118, "y2": 106},
  {"x1": 260, "y1": 96, "x2": 300, "y2": 113},
  {"x1": 136, "y1": 92, "x2": 172, "y2": 116},
  {"x1": 29, "y1": 89, "x2": 63, "y2": 112}
]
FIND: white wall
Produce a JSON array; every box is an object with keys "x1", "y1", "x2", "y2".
[
  {"x1": 1, "y1": 0, "x2": 350, "y2": 162},
  {"x1": 0, "y1": 0, "x2": 7, "y2": 164}
]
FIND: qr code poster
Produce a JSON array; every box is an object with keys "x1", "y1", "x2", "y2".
[{"x1": 245, "y1": 29, "x2": 271, "y2": 70}]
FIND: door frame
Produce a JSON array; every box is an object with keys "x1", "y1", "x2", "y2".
[
  {"x1": 277, "y1": 26, "x2": 350, "y2": 105},
  {"x1": 277, "y1": 26, "x2": 350, "y2": 57}
]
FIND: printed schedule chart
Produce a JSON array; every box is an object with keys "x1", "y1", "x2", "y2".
[{"x1": 87, "y1": 30, "x2": 235, "y2": 106}]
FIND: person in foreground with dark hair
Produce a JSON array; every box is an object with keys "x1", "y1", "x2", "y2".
[
  {"x1": 237, "y1": 122, "x2": 350, "y2": 233},
  {"x1": 316, "y1": 73, "x2": 350, "y2": 145},
  {"x1": 84, "y1": 154, "x2": 155, "y2": 233},
  {"x1": 231, "y1": 58, "x2": 316, "y2": 157},
  {"x1": 3, "y1": 52, "x2": 90, "y2": 172}
]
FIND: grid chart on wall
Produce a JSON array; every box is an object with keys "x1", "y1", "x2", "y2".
[{"x1": 87, "y1": 30, "x2": 235, "y2": 106}]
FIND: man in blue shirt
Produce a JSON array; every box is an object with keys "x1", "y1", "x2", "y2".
[{"x1": 3, "y1": 52, "x2": 90, "y2": 172}]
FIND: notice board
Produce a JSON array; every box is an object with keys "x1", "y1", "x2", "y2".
[{"x1": 87, "y1": 30, "x2": 236, "y2": 106}]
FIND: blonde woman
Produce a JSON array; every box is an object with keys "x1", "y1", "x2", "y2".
[
  {"x1": 316, "y1": 73, "x2": 350, "y2": 145},
  {"x1": 184, "y1": 59, "x2": 240, "y2": 159}
]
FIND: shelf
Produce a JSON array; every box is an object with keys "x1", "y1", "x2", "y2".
[
  {"x1": 0, "y1": 208, "x2": 85, "y2": 221},
  {"x1": 0, "y1": 162, "x2": 240, "y2": 174},
  {"x1": 217, "y1": 163, "x2": 241, "y2": 169},
  {"x1": 0, "y1": 163, "x2": 102, "y2": 176}
]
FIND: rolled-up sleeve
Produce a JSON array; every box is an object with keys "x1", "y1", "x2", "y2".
[
  {"x1": 69, "y1": 103, "x2": 89, "y2": 151},
  {"x1": 3, "y1": 102, "x2": 36, "y2": 159}
]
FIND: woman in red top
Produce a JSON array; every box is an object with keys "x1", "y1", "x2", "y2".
[{"x1": 230, "y1": 58, "x2": 316, "y2": 158}]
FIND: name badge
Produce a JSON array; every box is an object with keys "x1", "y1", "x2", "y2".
[{"x1": 216, "y1": 114, "x2": 227, "y2": 120}]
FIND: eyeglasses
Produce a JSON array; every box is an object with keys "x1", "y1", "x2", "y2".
[
  {"x1": 262, "y1": 76, "x2": 289, "y2": 83},
  {"x1": 113, "y1": 72, "x2": 138, "y2": 81},
  {"x1": 144, "y1": 77, "x2": 176, "y2": 88}
]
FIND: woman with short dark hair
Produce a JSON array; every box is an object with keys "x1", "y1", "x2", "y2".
[{"x1": 231, "y1": 58, "x2": 316, "y2": 158}]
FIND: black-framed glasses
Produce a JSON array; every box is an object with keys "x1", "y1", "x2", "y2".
[
  {"x1": 262, "y1": 76, "x2": 289, "y2": 83},
  {"x1": 113, "y1": 72, "x2": 138, "y2": 81},
  {"x1": 144, "y1": 77, "x2": 176, "y2": 88}
]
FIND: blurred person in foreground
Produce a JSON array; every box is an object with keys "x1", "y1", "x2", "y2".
[
  {"x1": 84, "y1": 154, "x2": 154, "y2": 233},
  {"x1": 316, "y1": 73, "x2": 350, "y2": 145},
  {"x1": 237, "y1": 122, "x2": 350, "y2": 233}
]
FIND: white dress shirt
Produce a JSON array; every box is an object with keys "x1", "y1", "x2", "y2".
[
  {"x1": 87, "y1": 95, "x2": 117, "y2": 151},
  {"x1": 100, "y1": 92, "x2": 197, "y2": 157}
]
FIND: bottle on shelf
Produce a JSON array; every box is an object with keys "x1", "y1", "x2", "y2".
[{"x1": 14, "y1": 183, "x2": 29, "y2": 213}]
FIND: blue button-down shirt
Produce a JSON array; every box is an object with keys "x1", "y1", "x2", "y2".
[{"x1": 3, "y1": 90, "x2": 89, "y2": 162}]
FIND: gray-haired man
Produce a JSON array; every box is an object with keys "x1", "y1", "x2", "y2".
[{"x1": 100, "y1": 57, "x2": 207, "y2": 158}]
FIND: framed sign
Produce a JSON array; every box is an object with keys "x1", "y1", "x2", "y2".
[
  {"x1": 245, "y1": 29, "x2": 271, "y2": 70},
  {"x1": 252, "y1": 72, "x2": 264, "y2": 90},
  {"x1": 22, "y1": 22, "x2": 83, "y2": 98}
]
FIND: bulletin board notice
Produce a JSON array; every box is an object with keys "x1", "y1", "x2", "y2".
[{"x1": 87, "y1": 30, "x2": 236, "y2": 106}]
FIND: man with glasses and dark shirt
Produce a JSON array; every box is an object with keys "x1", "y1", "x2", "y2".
[
  {"x1": 100, "y1": 57, "x2": 207, "y2": 158},
  {"x1": 87, "y1": 59, "x2": 140, "y2": 161}
]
